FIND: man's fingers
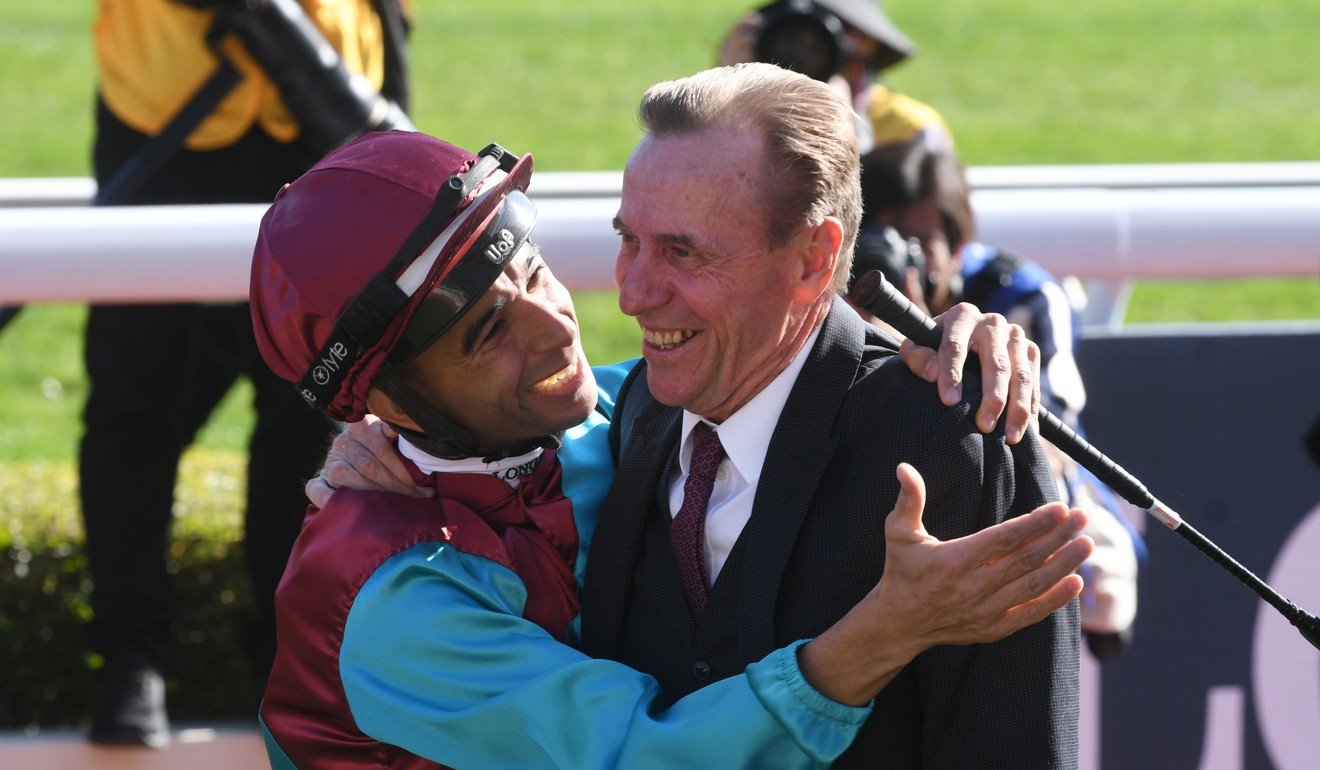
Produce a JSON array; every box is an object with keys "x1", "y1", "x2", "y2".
[
  {"x1": 971, "y1": 313, "x2": 1011, "y2": 435},
  {"x1": 324, "y1": 454, "x2": 378, "y2": 489},
  {"x1": 993, "y1": 573, "x2": 1087, "y2": 640},
  {"x1": 950, "y1": 501, "x2": 1074, "y2": 565},
  {"x1": 1000, "y1": 326, "x2": 1035, "y2": 444},
  {"x1": 373, "y1": 415, "x2": 399, "y2": 440},
  {"x1": 339, "y1": 419, "x2": 413, "y2": 489},
  {"x1": 305, "y1": 474, "x2": 335, "y2": 509},
  {"x1": 349, "y1": 417, "x2": 410, "y2": 481},
  {"x1": 935, "y1": 304, "x2": 975, "y2": 406},
  {"x1": 885, "y1": 463, "x2": 929, "y2": 543},
  {"x1": 952, "y1": 536, "x2": 1091, "y2": 646},
  {"x1": 897, "y1": 337, "x2": 939, "y2": 383},
  {"x1": 985, "y1": 535, "x2": 1094, "y2": 614},
  {"x1": 1028, "y1": 340, "x2": 1042, "y2": 435}
]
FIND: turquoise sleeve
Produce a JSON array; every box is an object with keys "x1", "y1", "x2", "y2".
[
  {"x1": 558, "y1": 391, "x2": 616, "y2": 594},
  {"x1": 592, "y1": 358, "x2": 641, "y2": 417},
  {"x1": 340, "y1": 542, "x2": 870, "y2": 769}
]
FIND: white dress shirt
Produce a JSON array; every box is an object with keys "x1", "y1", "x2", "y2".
[{"x1": 668, "y1": 326, "x2": 822, "y2": 584}]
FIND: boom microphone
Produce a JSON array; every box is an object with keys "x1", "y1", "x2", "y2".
[{"x1": 849, "y1": 269, "x2": 1320, "y2": 650}]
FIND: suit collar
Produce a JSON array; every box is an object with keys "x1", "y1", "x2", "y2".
[
  {"x1": 579, "y1": 376, "x2": 680, "y2": 659},
  {"x1": 734, "y1": 297, "x2": 868, "y2": 658}
]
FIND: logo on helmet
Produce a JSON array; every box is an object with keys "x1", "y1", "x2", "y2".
[
  {"x1": 311, "y1": 341, "x2": 351, "y2": 387},
  {"x1": 484, "y1": 229, "x2": 516, "y2": 264}
]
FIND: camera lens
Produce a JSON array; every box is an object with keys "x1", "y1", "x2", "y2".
[
  {"x1": 756, "y1": 15, "x2": 839, "y2": 81},
  {"x1": 754, "y1": 1, "x2": 847, "y2": 82}
]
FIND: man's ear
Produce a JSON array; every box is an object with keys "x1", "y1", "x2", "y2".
[
  {"x1": 792, "y1": 216, "x2": 843, "y2": 304},
  {"x1": 366, "y1": 388, "x2": 420, "y2": 433}
]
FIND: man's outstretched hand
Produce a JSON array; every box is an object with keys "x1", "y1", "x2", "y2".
[{"x1": 800, "y1": 463, "x2": 1092, "y2": 706}]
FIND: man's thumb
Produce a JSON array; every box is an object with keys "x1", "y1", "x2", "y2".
[{"x1": 888, "y1": 463, "x2": 928, "y2": 539}]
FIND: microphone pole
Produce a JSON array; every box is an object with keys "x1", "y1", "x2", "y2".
[{"x1": 849, "y1": 269, "x2": 1320, "y2": 651}]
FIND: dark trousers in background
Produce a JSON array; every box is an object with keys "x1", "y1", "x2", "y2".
[{"x1": 80, "y1": 99, "x2": 335, "y2": 685}]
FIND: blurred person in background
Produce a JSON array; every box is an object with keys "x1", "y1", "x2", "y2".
[
  {"x1": 719, "y1": 0, "x2": 953, "y2": 153},
  {"x1": 848, "y1": 136, "x2": 1147, "y2": 660},
  {"x1": 83, "y1": 0, "x2": 410, "y2": 747}
]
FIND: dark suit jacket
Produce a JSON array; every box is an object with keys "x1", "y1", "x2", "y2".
[{"x1": 582, "y1": 297, "x2": 1080, "y2": 769}]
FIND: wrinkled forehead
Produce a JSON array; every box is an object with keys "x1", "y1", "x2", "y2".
[{"x1": 620, "y1": 130, "x2": 771, "y2": 232}]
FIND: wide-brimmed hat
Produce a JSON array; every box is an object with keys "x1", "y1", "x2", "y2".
[{"x1": 812, "y1": 0, "x2": 914, "y2": 68}]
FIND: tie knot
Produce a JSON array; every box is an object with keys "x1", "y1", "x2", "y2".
[{"x1": 690, "y1": 422, "x2": 725, "y2": 478}]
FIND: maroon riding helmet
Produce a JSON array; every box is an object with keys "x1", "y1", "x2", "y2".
[{"x1": 250, "y1": 130, "x2": 537, "y2": 457}]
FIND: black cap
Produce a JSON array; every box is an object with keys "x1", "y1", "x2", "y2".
[{"x1": 813, "y1": 0, "x2": 914, "y2": 68}]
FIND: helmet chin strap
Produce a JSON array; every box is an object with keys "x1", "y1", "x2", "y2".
[{"x1": 375, "y1": 371, "x2": 561, "y2": 463}]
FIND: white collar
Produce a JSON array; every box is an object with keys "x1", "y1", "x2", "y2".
[
  {"x1": 397, "y1": 437, "x2": 544, "y2": 487},
  {"x1": 678, "y1": 325, "x2": 821, "y2": 485}
]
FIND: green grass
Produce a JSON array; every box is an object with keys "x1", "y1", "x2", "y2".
[
  {"x1": 1124, "y1": 277, "x2": 1320, "y2": 324},
  {"x1": 0, "y1": 0, "x2": 1317, "y2": 464},
  {"x1": 4, "y1": 0, "x2": 1319, "y2": 175},
  {"x1": 884, "y1": 0, "x2": 1320, "y2": 164}
]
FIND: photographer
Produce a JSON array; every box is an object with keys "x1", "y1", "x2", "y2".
[
  {"x1": 719, "y1": 0, "x2": 952, "y2": 152},
  {"x1": 849, "y1": 138, "x2": 1147, "y2": 660},
  {"x1": 84, "y1": 0, "x2": 410, "y2": 747}
]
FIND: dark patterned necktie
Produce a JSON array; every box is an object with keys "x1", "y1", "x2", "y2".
[{"x1": 671, "y1": 422, "x2": 725, "y2": 619}]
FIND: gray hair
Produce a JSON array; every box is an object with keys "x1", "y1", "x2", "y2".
[{"x1": 638, "y1": 63, "x2": 860, "y2": 292}]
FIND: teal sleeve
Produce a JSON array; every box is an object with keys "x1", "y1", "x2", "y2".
[
  {"x1": 591, "y1": 358, "x2": 640, "y2": 418},
  {"x1": 559, "y1": 391, "x2": 616, "y2": 594},
  {"x1": 341, "y1": 543, "x2": 870, "y2": 769},
  {"x1": 259, "y1": 717, "x2": 297, "y2": 770}
]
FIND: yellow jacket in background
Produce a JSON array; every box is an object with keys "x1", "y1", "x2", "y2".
[
  {"x1": 866, "y1": 83, "x2": 955, "y2": 150},
  {"x1": 94, "y1": 0, "x2": 393, "y2": 150}
]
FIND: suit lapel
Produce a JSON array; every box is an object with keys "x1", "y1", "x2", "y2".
[
  {"x1": 735, "y1": 299, "x2": 867, "y2": 660},
  {"x1": 580, "y1": 368, "x2": 682, "y2": 660}
]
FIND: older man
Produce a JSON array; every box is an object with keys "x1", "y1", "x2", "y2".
[{"x1": 580, "y1": 64, "x2": 1079, "y2": 769}]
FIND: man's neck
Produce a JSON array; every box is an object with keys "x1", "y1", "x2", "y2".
[{"x1": 701, "y1": 298, "x2": 830, "y2": 423}]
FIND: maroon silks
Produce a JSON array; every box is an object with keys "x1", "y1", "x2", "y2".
[
  {"x1": 415, "y1": 451, "x2": 581, "y2": 640},
  {"x1": 260, "y1": 451, "x2": 579, "y2": 768}
]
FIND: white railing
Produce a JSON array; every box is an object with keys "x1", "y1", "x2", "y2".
[
  {"x1": 7, "y1": 162, "x2": 1320, "y2": 206},
  {"x1": 2, "y1": 164, "x2": 1318, "y2": 327}
]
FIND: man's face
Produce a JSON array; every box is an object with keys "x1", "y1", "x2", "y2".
[
  {"x1": 871, "y1": 199, "x2": 959, "y2": 314},
  {"x1": 613, "y1": 128, "x2": 823, "y2": 421},
  {"x1": 398, "y1": 244, "x2": 597, "y2": 453}
]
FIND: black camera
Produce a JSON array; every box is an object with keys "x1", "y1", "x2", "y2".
[
  {"x1": 754, "y1": 0, "x2": 850, "y2": 82},
  {"x1": 208, "y1": 0, "x2": 413, "y2": 156},
  {"x1": 94, "y1": 0, "x2": 414, "y2": 207},
  {"x1": 850, "y1": 225, "x2": 931, "y2": 304}
]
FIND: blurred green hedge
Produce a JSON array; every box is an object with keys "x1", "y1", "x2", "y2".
[{"x1": 0, "y1": 450, "x2": 262, "y2": 730}]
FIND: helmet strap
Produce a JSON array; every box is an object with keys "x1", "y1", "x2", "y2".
[{"x1": 374, "y1": 370, "x2": 561, "y2": 462}]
